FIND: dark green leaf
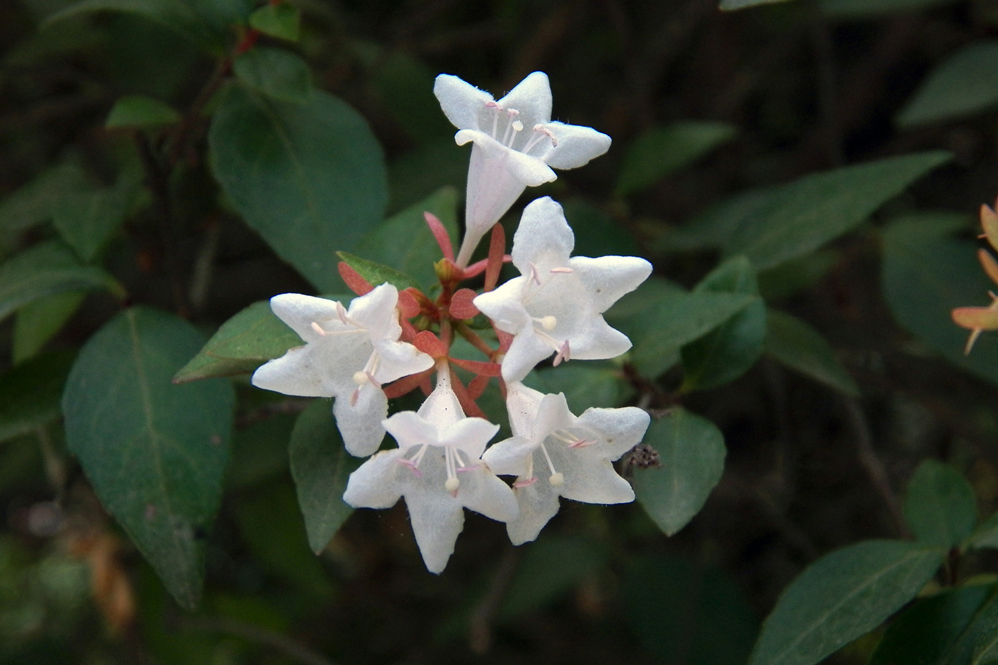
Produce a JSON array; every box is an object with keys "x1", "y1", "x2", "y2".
[
  {"x1": 499, "y1": 536, "x2": 608, "y2": 618},
  {"x1": 524, "y1": 363, "x2": 633, "y2": 413},
  {"x1": 820, "y1": 0, "x2": 957, "y2": 19},
  {"x1": 0, "y1": 161, "x2": 88, "y2": 236},
  {"x1": 897, "y1": 42, "x2": 998, "y2": 127},
  {"x1": 871, "y1": 584, "x2": 992, "y2": 665},
  {"x1": 42, "y1": 0, "x2": 217, "y2": 48},
  {"x1": 904, "y1": 460, "x2": 978, "y2": 548},
  {"x1": 615, "y1": 122, "x2": 736, "y2": 196},
  {"x1": 939, "y1": 588, "x2": 998, "y2": 665},
  {"x1": 52, "y1": 169, "x2": 141, "y2": 262},
  {"x1": 336, "y1": 251, "x2": 420, "y2": 292},
  {"x1": 355, "y1": 187, "x2": 459, "y2": 290},
  {"x1": 173, "y1": 300, "x2": 306, "y2": 383},
  {"x1": 248, "y1": 2, "x2": 300, "y2": 41},
  {"x1": 62, "y1": 307, "x2": 235, "y2": 609},
  {"x1": 209, "y1": 86, "x2": 387, "y2": 291},
  {"x1": 966, "y1": 512, "x2": 998, "y2": 550},
  {"x1": 881, "y1": 212, "x2": 998, "y2": 387},
  {"x1": 235, "y1": 480, "x2": 332, "y2": 594},
  {"x1": 289, "y1": 400, "x2": 360, "y2": 554},
  {"x1": 13, "y1": 291, "x2": 86, "y2": 364},
  {"x1": 624, "y1": 554, "x2": 758, "y2": 665},
  {"x1": 105, "y1": 94, "x2": 181, "y2": 128},
  {"x1": 0, "y1": 352, "x2": 75, "y2": 444},
  {"x1": 227, "y1": 413, "x2": 295, "y2": 490},
  {"x1": 720, "y1": 0, "x2": 795, "y2": 9},
  {"x1": 682, "y1": 256, "x2": 766, "y2": 391},
  {"x1": 633, "y1": 408, "x2": 726, "y2": 536},
  {"x1": 749, "y1": 540, "x2": 946, "y2": 665},
  {"x1": 657, "y1": 188, "x2": 772, "y2": 254},
  {"x1": 757, "y1": 251, "x2": 837, "y2": 301},
  {"x1": 233, "y1": 47, "x2": 311, "y2": 104},
  {"x1": 0, "y1": 241, "x2": 124, "y2": 324},
  {"x1": 727, "y1": 151, "x2": 951, "y2": 270},
  {"x1": 629, "y1": 290, "x2": 755, "y2": 378},
  {"x1": 765, "y1": 309, "x2": 859, "y2": 395},
  {"x1": 561, "y1": 198, "x2": 643, "y2": 259}
]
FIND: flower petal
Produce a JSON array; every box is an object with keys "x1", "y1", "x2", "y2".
[
  {"x1": 505, "y1": 480, "x2": 561, "y2": 545},
  {"x1": 539, "y1": 122, "x2": 612, "y2": 170},
  {"x1": 570, "y1": 255, "x2": 653, "y2": 313},
  {"x1": 433, "y1": 73, "x2": 493, "y2": 131},
  {"x1": 569, "y1": 316, "x2": 633, "y2": 361},
  {"x1": 496, "y1": 72, "x2": 553, "y2": 134},
  {"x1": 334, "y1": 385, "x2": 388, "y2": 456},
  {"x1": 438, "y1": 417, "x2": 500, "y2": 459},
  {"x1": 269, "y1": 293, "x2": 340, "y2": 342},
  {"x1": 343, "y1": 449, "x2": 405, "y2": 509},
  {"x1": 405, "y1": 488, "x2": 466, "y2": 574},
  {"x1": 347, "y1": 283, "x2": 401, "y2": 339},
  {"x1": 373, "y1": 339, "x2": 435, "y2": 385},
  {"x1": 457, "y1": 467, "x2": 519, "y2": 523},
  {"x1": 510, "y1": 197, "x2": 574, "y2": 274},
  {"x1": 384, "y1": 410, "x2": 440, "y2": 449},
  {"x1": 501, "y1": 327, "x2": 555, "y2": 383},
  {"x1": 482, "y1": 436, "x2": 536, "y2": 476},
  {"x1": 251, "y1": 346, "x2": 333, "y2": 397},
  {"x1": 576, "y1": 406, "x2": 651, "y2": 460}
]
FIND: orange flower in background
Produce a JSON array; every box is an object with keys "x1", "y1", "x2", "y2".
[{"x1": 953, "y1": 201, "x2": 998, "y2": 354}]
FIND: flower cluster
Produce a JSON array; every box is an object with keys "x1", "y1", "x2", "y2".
[
  {"x1": 953, "y1": 199, "x2": 998, "y2": 354},
  {"x1": 252, "y1": 72, "x2": 652, "y2": 573}
]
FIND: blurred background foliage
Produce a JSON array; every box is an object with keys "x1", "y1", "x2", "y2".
[{"x1": 5, "y1": 0, "x2": 998, "y2": 663}]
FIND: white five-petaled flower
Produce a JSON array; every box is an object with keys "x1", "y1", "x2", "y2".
[
  {"x1": 251, "y1": 284, "x2": 434, "y2": 457},
  {"x1": 433, "y1": 71, "x2": 612, "y2": 266},
  {"x1": 342, "y1": 364, "x2": 518, "y2": 573},
  {"x1": 482, "y1": 382, "x2": 650, "y2": 545},
  {"x1": 473, "y1": 197, "x2": 652, "y2": 383}
]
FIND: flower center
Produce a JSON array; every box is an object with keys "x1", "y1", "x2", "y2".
[
  {"x1": 520, "y1": 262, "x2": 577, "y2": 366},
  {"x1": 484, "y1": 102, "x2": 557, "y2": 154},
  {"x1": 395, "y1": 444, "x2": 480, "y2": 496}
]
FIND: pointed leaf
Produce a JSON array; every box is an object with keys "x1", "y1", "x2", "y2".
[
  {"x1": 0, "y1": 351, "x2": 75, "y2": 444},
  {"x1": 62, "y1": 307, "x2": 235, "y2": 609},
  {"x1": 749, "y1": 540, "x2": 946, "y2": 665},
  {"x1": 52, "y1": 169, "x2": 141, "y2": 262},
  {"x1": 904, "y1": 460, "x2": 977, "y2": 548},
  {"x1": 233, "y1": 47, "x2": 311, "y2": 104},
  {"x1": 633, "y1": 408, "x2": 726, "y2": 536},
  {"x1": 209, "y1": 86, "x2": 387, "y2": 291},
  {"x1": 13, "y1": 291, "x2": 86, "y2": 364},
  {"x1": 288, "y1": 400, "x2": 360, "y2": 554},
  {"x1": 820, "y1": 0, "x2": 956, "y2": 17},
  {"x1": 335, "y1": 251, "x2": 420, "y2": 292},
  {"x1": 0, "y1": 161, "x2": 88, "y2": 236},
  {"x1": 897, "y1": 42, "x2": 998, "y2": 127},
  {"x1": 939, "y1": 588, "x2": 998, "y2": 665},
  {"x1": 682, "y1": 256, "x2": 767, "y2": 391},
  {"x1": 0, "y1": 241, "x2": 124, "y2": 324},
  {"x1": 42, "y1": 0, "x2": 217, "y2": 48},
  {"x1": 248, "y1": 2, "x2": 300, "y2": 41},
  {"x1": 173, "y1": 300, "x2": 310, "y2": 383},
  {"x1": 105, "y1": 94, "x2": 181, "y2": 128},
  {"x1": 966, "y1": 512, "x2": 998, "y2": 550},
  {"x1": 615, "y1": 122, "x2": 736, "y2": 196},
  {"x1": 765, "y1": 309, "x2": 859, "y2": 395}
]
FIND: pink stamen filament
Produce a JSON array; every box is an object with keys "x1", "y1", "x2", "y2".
[{"x1": 513, "y1": 477, "x2": 538, "y2": 488}]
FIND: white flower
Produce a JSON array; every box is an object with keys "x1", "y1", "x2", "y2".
[
  {"x1": 472, "y1": 197, "x2": 652, "y2": 383},
  {"x1": 251, "y1": 284, "x2": 434, "y2": 457},
  {"x1": 483, "y1": 382, "x2": 650, "y2": 545},
  {"x1": 342, "y1": 365, "x2": 518, "y2": 573},
  {"x1": 434, "y1": 71, "x2": 612, "y2": 266}
]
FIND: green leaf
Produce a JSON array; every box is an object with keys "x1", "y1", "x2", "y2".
[
  {"x1": 52, "y1": 169, "x2": 141, "y2": 262},
  {"x1": 234, "y1": 480, "x2": 332, "y2": 594},
  {"x1": 248, "y1": 2, "x2": 300, "y2": 41},
  {"x1": 524, "y1": 363, "x2": 633, "y2": 413},
  {"x1": 355, "y1": 187, "x2": 459, "y2": 290},
  {"x1": 627, "y1": 290, "x2": 755, "y2": 378},
  {"x1": 62, "y1": 307, "x2": 235, "y2": 609},
  {"x1": 227, "y1": 413, "x2": 294, "y2": 490},
  {"x1": 0, "y1": 352, "x2": 75, "y2": 444},
  {"x1": 765, "y1": 309, "x2": 859, "y2": 395},
  {"x1": 0, "y1": 241, "x2": 124, "y2": 324},
  {"x1": 335, "y1": 251, "x2": 420, "y2": 292},
  {"x1": 904, "y1": 460, "x2": 977, "y2": 548},
  {"x1": 233, "y1": 47, "x2": 311, "y2": 104},
  {"x1": 897, "y1": 42, "x2": 998, "y2": 128},
  {"x1": 726, "y1": 151, "x2": 951, "y2": 270},
  {"x1": 561, "y1": 198, "x2": 643, "y2": 260},
  {"x1": 939, "y1": 588, "x2": 998, "y2": 665},
  {"x1": 966, "y1": 512, "x2": 998, "y2": 551},
  {"x1": 757, "y1": 251, "x2": 838, "y2": 301},
  {"x1": 624, "y1": 554, "x2": 758, "y2": 665},
  {"x1": 656, "y1": 188, "x2": 771, "y2": 254},
  {"x1": 13, "y1": 291, "x2": 86, "y2": 364},
  {"x1": 288, "y1": 400, "x2": 360, "y2": 554},
  {"x1": 42, "y1": 0, "x2": 217, "y2": 48},
  {"x1": 820, "y1": 0, "x2": 957, "y2": 18},
  {"x1": 749, "y1": 540, "x2": 946, "y2": 665},
  {"x1": 105, "y1": 94, "x2": 181, "y2": 128},
  {"x1": 173, "y1": 300, "x2": 306, "y2": 383},
  {"x1": 209, "y1": 86, "x2": 388, "y2": 292},
  {"x1": 0, "y1": 160, "x2": 88, "y2": 236},
  {"x1": 682, "y1": 256, "x2": 766, "y2": 391},
  {"x1": 498, "y1": 536, "x2": 608, "y2": 618},
  {"x1": 633, "y1": 408, "x2": 726, "y2": 536},
  {"x1": 615, "y1": 122, "x2": 736, "y2": 197},
  {"x1": 881, "y1": 212, "x2": 998, "y2": 387},
  {"x1": 871, "y1": 584, "x2": 993, "y2": 665},
  {"x1": 388, "y1": 139, "x2": 470, "y2": 214},
  {"x1": 720, "y1": 0, "x2": 795, "y2": 9}
]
